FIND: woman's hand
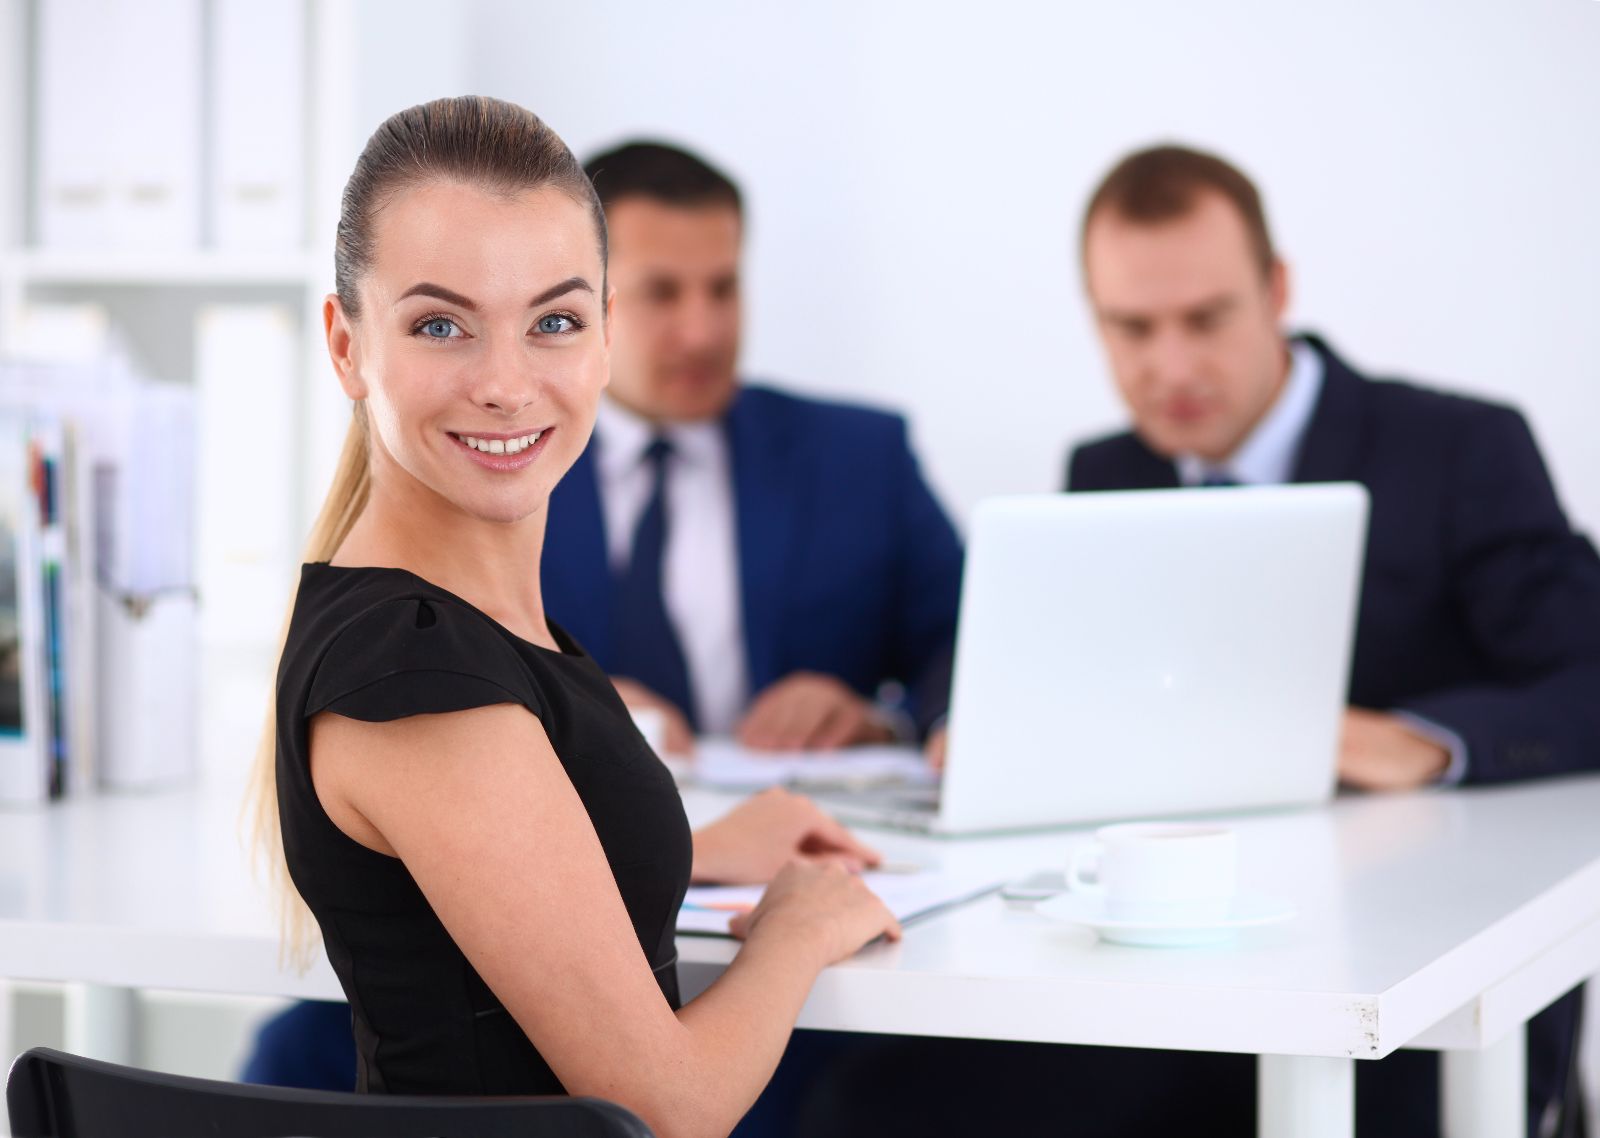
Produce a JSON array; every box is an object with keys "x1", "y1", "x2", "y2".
[
  {"x1": 690, "y1": 788, "x2": 883, "y2": 884},
  {"x1": 729, "y1": 860, "x2": 902, "y2": 966}
]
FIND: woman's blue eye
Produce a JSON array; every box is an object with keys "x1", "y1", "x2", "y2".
[
  {"x1": 419, "y1": 318, "x2": 459, "y2": 339},
  {"x1": 537, "y1": 313, "x2": 576, "y2": 334}
]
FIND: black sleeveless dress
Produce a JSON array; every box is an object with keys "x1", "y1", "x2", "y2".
[{"x1": 275, "y1": 563, "x2": 693, "y2": 1095}]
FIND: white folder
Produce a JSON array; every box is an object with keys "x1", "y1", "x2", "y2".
[
  {"x1": 107, "y1": 0, "x2": 203, "y2": 249},
  {"x1": 95, "y1": 585, "x2": 196, "y2": 790},
  {"x1": 210, "y1": 0, "x2": 307, "y2": 249},
  {"x1": 194, "y1": 304, "x2": 297, "y2": 645},
  {"x1": 35, "y1": 0, "x2": 116, "y2": 248}
]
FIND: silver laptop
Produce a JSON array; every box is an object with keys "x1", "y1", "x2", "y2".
[{"x1": 823, "y1": 484, "x2": 1369, "y2": 835}]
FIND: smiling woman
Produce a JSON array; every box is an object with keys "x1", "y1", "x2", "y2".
[{"x1": 242, "y1": 96, "x2": 899, "y2": 1138}]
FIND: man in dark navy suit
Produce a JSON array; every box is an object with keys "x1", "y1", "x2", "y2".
[
  {"x1": 542, "y1": 140, "x2": 962, "y2": 754},
  {"x1": 800, "y1": 142, "x2": 1598, "y2": 1138},
  {"x1": 1066, "y1": 144, "x2": 1600, "y2": 1138}
]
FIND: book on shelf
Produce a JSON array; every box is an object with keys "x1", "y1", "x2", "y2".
[
  {"x1": 0, "y1": 357, "x2": 198, "y2": 802},
  {"x1": 0, "y1": 403, "x2": 88, "y2": 805}
]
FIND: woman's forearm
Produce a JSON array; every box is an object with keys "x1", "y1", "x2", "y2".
[{"x1": 598, "y1": 931, "x2": 822, "y2": 1138}]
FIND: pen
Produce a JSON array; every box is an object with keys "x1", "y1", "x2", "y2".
[
  {"x1": 872, "y1": 861, "x2": 924, "y2": 875},
  {"x1": 682, "y1": 901, "x2": 755, "y2": 913}
]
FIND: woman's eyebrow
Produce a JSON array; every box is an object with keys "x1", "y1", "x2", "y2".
[
  {"x1": 530, "y1": 276, "x2": 595, "y2": 306},
  {"x1": 396, "y1": 277, "x2": 594, "y2": 310},
  {"x1": 397, "y1": 282, "x2": 477, "y2": 310}
]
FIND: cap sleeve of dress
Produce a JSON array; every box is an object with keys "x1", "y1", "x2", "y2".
[{"x1": 304, "y1": 596, "x2": 546, "y2": 723}]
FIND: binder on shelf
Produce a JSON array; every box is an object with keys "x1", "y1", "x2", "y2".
[
  {"x1": 95, "y1": 583, "x2": 196, "y2": 790},
  {"x1": 91, "y1": 376, "x2": 198, "y2": 789},
  {"x1": 195, "y1": 304, "x2": 297, "y2": 645},
  {"x1": 1, "y1": 0, "x2": 27, "y2": 249},
  {"x1": 210, "y1": 0, "x2": 307, "y2": 250},
  {"x1": 94, "y1": 380, "x2": 196, "y2": 599},
  {"x1": 107, "y1": 0, "x2": 203, "y2": 249},
  {"x1": 34, "y1": 0, "x2": 116, "y2": 248}
]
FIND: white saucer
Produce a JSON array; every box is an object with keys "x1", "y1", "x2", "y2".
[{"x1": 1035, "y1": 891, "x2": 1296, "y2": 947}]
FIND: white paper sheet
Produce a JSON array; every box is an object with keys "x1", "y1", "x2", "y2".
[
  {"x1": 688, "y1": 737, "x2": 938, "y2": 791},
  {"x1": 678, "y1": 868, "x2": 1002, "y2": 936}
]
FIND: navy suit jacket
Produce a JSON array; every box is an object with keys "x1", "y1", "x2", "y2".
[
  {"x1": 1068, "y1": 335, "x2": 1596, "y2": 1134},
  {"x1": 542, "y1": 385, "x2": 964, "y2": 730},
  {"x1": 1067, "y1": 334, "x2": 1600, "y2": 787}
]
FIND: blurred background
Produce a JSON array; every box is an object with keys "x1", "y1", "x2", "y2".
[
  {"x1": 1, "y1": 0, "x2": 1596, "y2": 1109},
  {"x1": 6, "y1": 0, "x2": 1599, "y2": 656}
]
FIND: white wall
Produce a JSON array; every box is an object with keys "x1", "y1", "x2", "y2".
[{"x1": 337, "y1": 0, "x2": 1600, "y2": 534}]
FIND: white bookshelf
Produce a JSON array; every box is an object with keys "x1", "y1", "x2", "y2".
[
  {"x1": 0, "y1": 249, "x2": 322, "y2": 287},
  {"x1": 0, "y1": 0, "x2": 358, "y2": 652}
]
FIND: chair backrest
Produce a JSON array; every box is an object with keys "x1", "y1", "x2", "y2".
[{"x1": 6, "y1": 1047, "x2": 655, "y2": 1138}]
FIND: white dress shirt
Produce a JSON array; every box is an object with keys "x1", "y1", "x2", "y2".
[
  {"x1": 592, "y1": 397, "x2": 748, "y2": 735},
  {"x1": 1175, "y1": 338, "x2": 1324, "y2": 489},
  {"x1": 1174, "y1": 337, "x2": 1467, "y2": 783}
]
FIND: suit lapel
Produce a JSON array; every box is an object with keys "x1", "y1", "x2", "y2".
[
  {"x1": 726, "y1": 390, "x2": 796, "y2": 694},
  {"x1": 542, "y1": 441, "x2": 613, "y2": 663},
  {"x1": 1123, "y1": 442, "x2": 1181, "y2": 489},
  {"x1": 1291, "y1": 334, "x2": 1369, "y2": 484}
]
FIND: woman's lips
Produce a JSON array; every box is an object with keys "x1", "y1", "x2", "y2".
[{"x1": 447, "y1": 428, "x2": 552, "y2": 471}]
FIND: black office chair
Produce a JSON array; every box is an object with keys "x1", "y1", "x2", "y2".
[{"x1": 6, "y1": 1047, "x2": 655, "y2": 1138}]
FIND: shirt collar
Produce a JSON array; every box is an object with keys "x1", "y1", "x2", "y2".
[
  {"x1": 1176, "y1": 338, "x2": 1324, "y2": 487},
  {"x1": 593, "y1": 395, "x2": 725, "y2": 478}
]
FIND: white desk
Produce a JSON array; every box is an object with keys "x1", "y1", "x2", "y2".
[{"x1": 5, "y1": 773, "x2": 1600, "y2": 1138}]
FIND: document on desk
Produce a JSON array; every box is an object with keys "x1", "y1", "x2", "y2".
[
  {"x1": 678, "y1": 869, "x2": 1003, "y2": 936},
  {"x1": 688, "y1": 738, "x2": 938, "y2": 791}
]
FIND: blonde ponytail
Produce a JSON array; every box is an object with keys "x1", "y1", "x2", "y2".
[{"x1": 244, "y1": 406, "x2": 370, "y2": 970}]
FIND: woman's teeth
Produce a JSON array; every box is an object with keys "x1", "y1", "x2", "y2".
[{"x1": 459, "y1": 431, "x2": 541, "y2": 455}]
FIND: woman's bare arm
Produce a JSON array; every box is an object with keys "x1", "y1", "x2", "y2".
[{"x1": 310, "y1": 703, "x2": 896, "y2": 1138}]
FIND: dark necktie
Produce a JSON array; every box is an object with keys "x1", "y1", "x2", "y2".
[
  {"x1": 1200, "y1": 470, "x2": 1240, "y2": 488},
  {"x1": 611, "y1": 437, "x2": 698, "y2": 730}
]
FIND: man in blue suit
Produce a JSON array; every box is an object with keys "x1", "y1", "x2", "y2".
[
  {"x1": 545, "y1": 140, "x2": 962, "y2": 1138},
  {"x1": 1065, "y1": 145, "x2": 1599, "y2": 1137},
  {"x1": 546, "y1": 140, "x2": 962, "y2": 753}
]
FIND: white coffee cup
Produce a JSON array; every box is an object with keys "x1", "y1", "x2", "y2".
[{"x1": 1066, "y1": 822, "x2": 1238, "y2": 924}]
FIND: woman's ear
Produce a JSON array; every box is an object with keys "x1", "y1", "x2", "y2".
[{"x1": 325, "y1": 295, "x2": 367, "y2": 400}]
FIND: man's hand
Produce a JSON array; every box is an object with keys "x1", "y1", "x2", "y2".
[
  {"x1": 924, "y1": 725, "x2": 949, "y2": 772},
  {"x1": 1339, "y1": 707, "x2": 1450, "y2": 791},
  {"x1": 610, "y1": 677, "x2": 695, "y2": 756},
  {"x1": 736, "y1": 671, "x2": 894, "y2": 751},
  {"x1": 691, "y1": 787, "x2": 883, "y2": 883}
]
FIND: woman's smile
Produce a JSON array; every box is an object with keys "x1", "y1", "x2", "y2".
[{"x1": 445, "y1": 427, "x2": 554, "y2": 472}]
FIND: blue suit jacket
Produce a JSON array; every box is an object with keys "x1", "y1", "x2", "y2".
[
  {"x1": 1067, "y1": 334, "x2": 1600, "y2": 786},
  {"x1": 542, "y1": 385, "x2": 964, "y2": 729},
  {"x1": 1067, "y1": 334, "x2": 1598, "y2": 1135}
]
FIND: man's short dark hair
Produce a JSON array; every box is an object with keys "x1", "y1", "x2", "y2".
[
  {"x1": 582, "y1": 141, "x2": 742, "y2": 215},
  {"x1": 1082, "y1": 144, "x2": 1276, "y2": 275}
]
